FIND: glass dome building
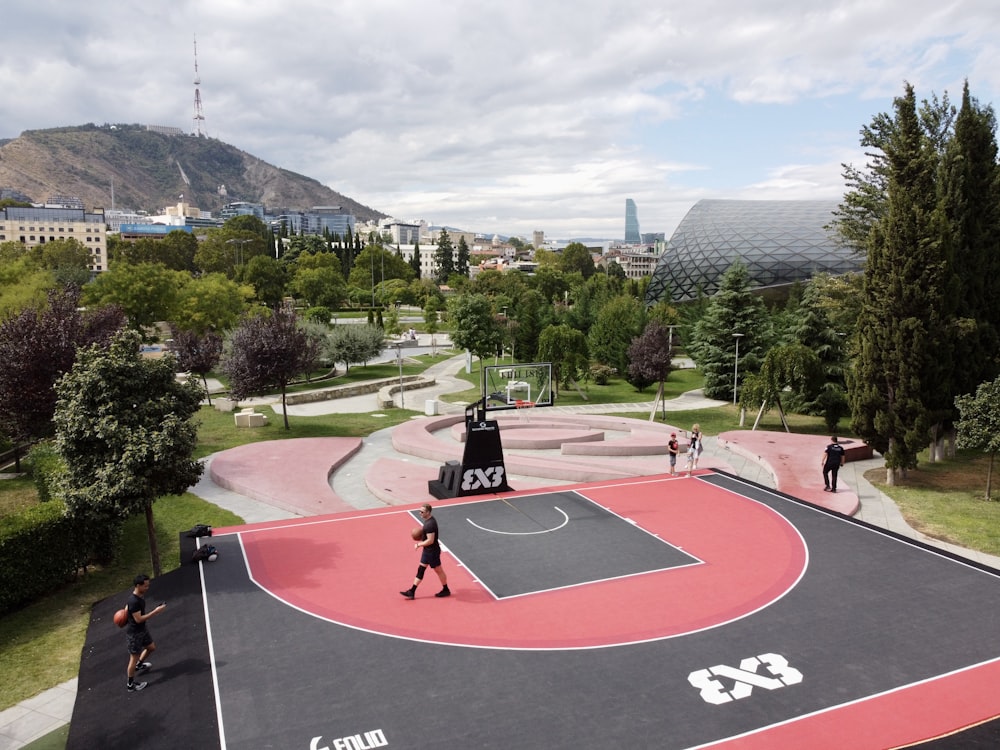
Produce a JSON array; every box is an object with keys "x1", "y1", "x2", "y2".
[{"x1": 645, "y1": 199, "x2": 862, "y2": 303}]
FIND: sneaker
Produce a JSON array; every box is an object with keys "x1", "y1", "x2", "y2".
[
  {"x1": 127, "y1": 681, "x2": 147, "y2": 692},
  {"x1": 823, "y1": 487, "x2": 831, "y2": 492},
  {"x1": 435, "y1": 586, "x2": 451, "y2": 598},
  {"x1": 135, "y1": 661, "x2": 152, "y2": 673},
  {"x1": 400, "y1": 589, "x2": 415, "y2": 599}
]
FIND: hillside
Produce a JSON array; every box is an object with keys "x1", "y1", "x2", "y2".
[{"x1": 0, "y1": 123, "x2": 386, "y2": 221}]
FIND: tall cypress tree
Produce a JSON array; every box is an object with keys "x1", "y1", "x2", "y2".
[
  {"x1": 849, "y1": 84, "x2": 948, "y2": 483},
  {"x1": 456, "y1": 236, "x2": 470, "y2": 278},
  {"x1": 937, "y1": 81, "x2": 1000, "y2": 404},
  {"x1": 409, "y1": 241, "x2": 422, "y2": 277},
  {"x1": 434, "y1": 229, "x2": 455, "y2": 284}
]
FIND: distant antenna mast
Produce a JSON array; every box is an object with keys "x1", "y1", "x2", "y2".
[{"x1": 192, "y1": 34, "x2": 206, "y2": 137}]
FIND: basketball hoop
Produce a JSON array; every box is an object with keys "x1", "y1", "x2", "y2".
[{"x1": 515, "y1": 399, "x2": 535, "y2": 422}]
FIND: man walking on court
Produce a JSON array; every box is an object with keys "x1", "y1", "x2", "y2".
[
  {"x1": 822, "y1": 436, "x2": 846, "y2": 492},
  {"x1": 401, "y1": 503, "x2": 450, "y2": 599},
  {"x1": 124, "y1": 574, "x2": 167, "y2": 692}
]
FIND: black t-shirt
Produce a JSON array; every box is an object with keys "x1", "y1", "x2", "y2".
[
  {"x1": 824, "y1": 443, "x2": 846, "y2": 468},
  {"x1": 126, "y1": 592, "x2": 146, "y2": 634},
  {"x1": 422, "y1": 516, "x2": 440, "y2": 550}
]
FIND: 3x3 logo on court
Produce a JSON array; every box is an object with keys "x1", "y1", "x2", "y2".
[
  {"x1": 461, "y1": 465, "x2": 505, "y2": 491},
  {"x1": 688, "y1": 653, "x2": 803, "y2": 705}
]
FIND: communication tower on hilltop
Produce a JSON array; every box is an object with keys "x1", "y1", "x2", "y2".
[{"x1": 192, "y1": 35, "x2": 206, "y2": 137}]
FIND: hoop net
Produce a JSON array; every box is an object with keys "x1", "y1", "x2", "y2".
[{"x1": 515, "y1": 399, "x2": 535, "y2": 422}]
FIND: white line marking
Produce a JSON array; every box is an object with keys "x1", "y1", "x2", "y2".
[{"x1": 466, "y1": 506, "x2": 569, "y2": 535}]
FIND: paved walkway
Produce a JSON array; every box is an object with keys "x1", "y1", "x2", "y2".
[{"x1": 4, "y1": 346, "x2": 998, "y2": 749}]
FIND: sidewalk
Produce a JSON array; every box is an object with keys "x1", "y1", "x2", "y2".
[{"x1": 4, "y1": 352, "x2": 998, "y2": 749}]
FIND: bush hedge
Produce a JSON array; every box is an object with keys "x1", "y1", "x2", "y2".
[{"x1": 0, "y1": 501, "x2": 121, "y2": 615}]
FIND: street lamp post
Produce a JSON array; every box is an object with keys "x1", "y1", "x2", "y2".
[
  {"x1": 733, "y1": 333, "x2": 744, "y2": 406},
  {"x1": 226, "y1": 238, "x2": 250, "y2": 268},
  {"x1": 395, "y1": 343, "x2": 404, "y2": 409}
]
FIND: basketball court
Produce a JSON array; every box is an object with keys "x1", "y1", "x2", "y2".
[
  {"x1": 71, "y1": 470, "x2": 1000, "y2": 749},
  {"x1": 67, "y1": 366, "x2": 1000, "y2": 748}
]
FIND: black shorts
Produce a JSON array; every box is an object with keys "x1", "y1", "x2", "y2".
[
  {"x1": 420, "y1": 546, "x2": 442, "y2": 569},
  {"x1": 126, "y1": 629, "x2": 153, "y2": 655}
]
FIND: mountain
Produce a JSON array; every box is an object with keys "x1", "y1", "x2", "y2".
[{"x1": 0, "y1": 123, "x2": 386, "y2": 221}]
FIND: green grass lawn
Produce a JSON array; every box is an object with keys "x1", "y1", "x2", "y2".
[{"x1": 865, "y1": 452, "x2": 1000, "y2": 556}]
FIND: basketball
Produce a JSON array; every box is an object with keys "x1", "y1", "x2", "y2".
[
  {"x1": 411, "y1": 527, "x2": 424, "y2": 541},
  {"x1": 113, "y1": 608, "x2": 128, "y2": 628}
]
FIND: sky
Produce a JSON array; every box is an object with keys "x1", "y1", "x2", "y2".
[{"x1": 2, "y1": 1, "x2": 999, "y2": 241}]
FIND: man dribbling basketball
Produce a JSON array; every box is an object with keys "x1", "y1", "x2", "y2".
[{"x1": 400, "y1": 503, "x2": 450, "y2": 599}]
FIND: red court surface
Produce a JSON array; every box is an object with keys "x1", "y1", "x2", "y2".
[{"x1": 185, "y1": 472, "x2": 1000, "y2": 749}]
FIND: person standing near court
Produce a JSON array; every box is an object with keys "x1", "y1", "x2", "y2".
[
  {"x1": 822, "y1": 436, "x2": 846, "y2": 492},
  {"x1": 400, "y1": 503, "x2": 450, "y2": 599},
  {"x1": 667, "y1": 432, "x2": 680, "y2": 476},
  {"x1": 686, "y1": 424, "x2": 703, "y2": 476},
  {"x1": 125, "y1": 574, "x2": 166, "y2": 692}
]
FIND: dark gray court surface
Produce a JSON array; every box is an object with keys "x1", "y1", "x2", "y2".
[
  {"x1": 69, "y1": 471, "x2": 1000, "y2": 749},
  {"x1": 421, "y1": 490, "x2": 699, "y2": 598}
]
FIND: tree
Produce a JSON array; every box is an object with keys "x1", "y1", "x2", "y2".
[
  {"x1": 955, "y1": 376, "x2": 1000, "y2": 500},
  {"x1": 538, "y1": 324, "x2": 589, "y2": 397},
  {"x1": 83, "y1": 262, "x2": 186, "y2": 338},
  {"x1": 423, "y1": 297, "x2": 441, "y2": 355},
  {"x1": 324, "y1": 324, "x2": 385, "y2": 373},
  {"x1": 409, "y1": 241, "x2": 422, "y2": 277},
  {"x1": 849, "y1": 83, "x2": 948, "y2": 484},
  {"x1": 434, "y1": 230, "x2": 455, "y2": 284},
  {"x1": 348, "y1": 245, "x2": 415, "y2": 297},
  {"x1": 740, "y1": 345, "x2": 824, "y2": 431},
  {"x1": 512, "y1": 289, "x2": 549, "y2": 362},
  {"x1": 171, "y1": 273, "x2": 251, "y2": 335},
  {"x1": 53, "y1": 329, "x2": 205, "y2": 576},
  {"x1": 937, "y1": 82, "x2": 1000, "y2": 406},
  {"x1": 27, "y1": 237, "x2": 92, "y2": 286},
  {"x1": 242, "y1": 254, "x2": 288, "y2": 308},
  {"x1": 291, "y1": 264, "x2": 348, "y2": 309},
  {"x1": 170, "y1": 328, "x2": 224, "y2": 405},
  {"x1": 220, "y1": 309, "x2": 321, "y2": 429},
  {"x1": 789, "y1": 276, "x2": 851, "y2": 430},
  {"x1": 588, "y1": 295, "x2": 645, "y2": 375},
  {"x1": 0, "y1": 287, "x2": 125, "y2": 467},
  {"x1": 449, "y1": 293, "x2": 503, "y2": 366},
  {"x1": 688, "y1": 261, "x2": 771, "y2": 401},
  {"x1": 455, "y1": 236, "x2": 470, "y2": 278},
  {"x1": 559, "y1": 242, "x2": 596, "y2": 279},
  {"x1": 114, "y1": 231, "x2": 198, "y2": 272},
  {"x1": 627, "y1": 320, "x2": 673, "y2": 394}
]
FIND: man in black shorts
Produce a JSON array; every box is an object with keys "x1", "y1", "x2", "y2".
[
  {"x1": 822, "y1": 436, "x2": 846, "y2": 492},
  {"x1": 125, "y1": 574, "x2": 167, "y2": 692},
  {"x1": 400, "y1": 503, "x2": 450, "y2": 599}
]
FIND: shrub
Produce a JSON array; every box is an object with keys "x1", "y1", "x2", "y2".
[
  {"x1": 589, "y1": 364, "x2": 615, "y2": 386},
  {"x1": 26, "y1": 442, "x2": 64, "y2": 503}
]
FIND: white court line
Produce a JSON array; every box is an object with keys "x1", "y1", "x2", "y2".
[{"x1": 466, "y1": 506, "x2": 569, "y2": 535}]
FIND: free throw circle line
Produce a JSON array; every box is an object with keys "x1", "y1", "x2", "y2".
[{"x1": 466, "y1": 506, "x2": 569, "y2": 535}]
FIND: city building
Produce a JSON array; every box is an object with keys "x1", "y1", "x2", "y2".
[
  {"x1": 645, "y1": 199, "x2": 861, "y2": 304},
  {"x1": 218, "y1": 201, "x2": 265, "y2": 222},
  {"x1": 0, "y1": 205, "x2": 108, "y2": 273},
  {"x1": 118, "y1": 224, "x2": 195, "y2": 241},
  {"x1": 625, "y1": 198, "x2": 641, "y2": 244},
  {"x1": 381, "y1": 220, "x2": 421, "y2": 245},
  {"x1": 271, "y1": 206, "x2": 356, "y2": 237}
]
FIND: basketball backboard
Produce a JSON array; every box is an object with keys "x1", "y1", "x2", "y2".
[{"x1": 481, "y1": 362, "x2": 553, "y2": 412}]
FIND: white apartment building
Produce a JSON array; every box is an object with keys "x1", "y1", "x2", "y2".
[{"x1": 0, "y1": 205, "x2": 108, "y2": 273}]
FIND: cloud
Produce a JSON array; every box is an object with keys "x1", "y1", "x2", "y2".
[{"x1": 0, "y1": 1, "x2": 997, "y2": 238}]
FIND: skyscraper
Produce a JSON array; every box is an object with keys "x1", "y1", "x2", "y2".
[{"x1": 625, "y1": 199, "x2": 640, "y2": 243}]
